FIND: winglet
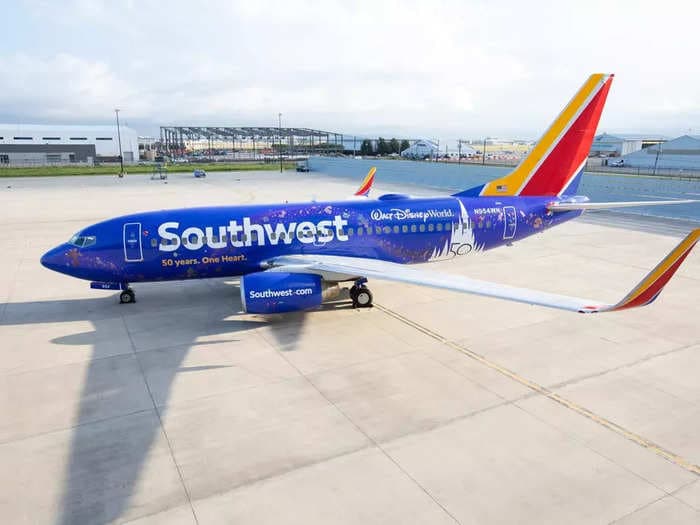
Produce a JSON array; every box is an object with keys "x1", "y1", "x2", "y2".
[
  {"x1": 354, "y1": 167, "x2": 376, "y2": 197},
  {"x1": 583, "y1": 229, "x2": 700, "y2": 313}
]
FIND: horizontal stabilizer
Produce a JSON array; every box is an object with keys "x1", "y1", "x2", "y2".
[{"x1": 548, "y1": 199, "x2": 699, "y2": 212}]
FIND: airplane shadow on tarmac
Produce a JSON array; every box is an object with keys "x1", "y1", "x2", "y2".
[{"x1": 0, "y1": 278, "x2": 354, "y2": 525}]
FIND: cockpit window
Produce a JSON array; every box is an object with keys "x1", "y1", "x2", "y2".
[{"x1": 68, "y1": 234, "x2": 96, "y2": 248}]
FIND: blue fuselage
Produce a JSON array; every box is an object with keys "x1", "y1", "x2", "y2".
[{"x1": 41, "y1": 195, "x2": 580, "y2": 285}]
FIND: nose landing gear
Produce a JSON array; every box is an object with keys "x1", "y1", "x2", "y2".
[{"x1": 349, "y1": 279, "x2": 373, "y2": 308}]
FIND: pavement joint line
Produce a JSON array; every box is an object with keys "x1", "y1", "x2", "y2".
[
  {"x1": 271, "y1": 334, "x2": 462, "y2": 525},
  {"x1": 122, "y1": 316, "x2": 201, "y2": 525},
  {"x1": 542, "y1": 342, "x2": 698, "y2": 394},
  {"x1": 0, "y1": 407, "x2": 153, "y2": 447},
  {"x1": 605, "y1": 493, "x2": 675, "y2": 524},
  {"x1": 670, "y1": 479, "x2": 700, "y2": 512},
  {"x1": 374, "y1": 303, "x2": 700, "y2": 477},
  {"x1": 509, "y1": 399, "x2": 685, "y2": 498}
]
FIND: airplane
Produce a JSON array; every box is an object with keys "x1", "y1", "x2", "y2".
[{"x1": 41, "y1": 73, "x2": 700, "y2": 314}]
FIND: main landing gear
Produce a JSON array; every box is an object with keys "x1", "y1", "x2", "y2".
[
  {"x1": 349, "y1": 279, "x2": 373, "y2": 308},
  {"x1": 119, "y1": 287, "x2": 136, "y2": 304}
]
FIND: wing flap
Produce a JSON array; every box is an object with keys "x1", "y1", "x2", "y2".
[{"x1": 267, "y1": 228, "x2": 700, "y2": 314}]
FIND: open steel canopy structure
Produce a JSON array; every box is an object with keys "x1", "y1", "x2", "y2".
[{"x1": 160, "y1": 126, "x2": 344, "y2": 155}]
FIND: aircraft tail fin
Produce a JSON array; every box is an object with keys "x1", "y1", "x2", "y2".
[
  {"x1": 354, "y1": 167, "x2": 376, "y2": 197},
  {"x1": 455, "y1": 73, "x2": 614, "y2": 198}
]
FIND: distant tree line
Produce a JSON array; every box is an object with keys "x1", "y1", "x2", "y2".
[{"x1": 359, "y1": 138, "x2": 411, "y2": 156}]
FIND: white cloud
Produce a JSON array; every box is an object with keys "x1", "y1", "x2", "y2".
[
  {"x1": 5, "y1": 0, "x2": 700, "y2": 138},
  {"x1": 0, "y1": 53, "x2": 143, "y2": 118}
]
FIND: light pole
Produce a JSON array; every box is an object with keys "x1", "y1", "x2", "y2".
[
  {"x1": 278, "y1": 112, "x2": 283, "y2": 173},
  {"x1": 653, "y1": 143, "x2": 663, "y2": 176},
  {"x1": 114, "y1": 109, "x2": 124, "y2": 176}
]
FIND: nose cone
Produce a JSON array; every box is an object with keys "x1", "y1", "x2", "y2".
[{"x1": 41, "y1": 244, "x2": 69, "y2": 273}]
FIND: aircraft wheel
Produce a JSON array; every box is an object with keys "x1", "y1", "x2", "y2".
[
  {"x1": 120, "y1": 289, "x2": 135, "y2": 304},
  {"x1": 354, "y1": 286, "x2": 373, "y2": 308}
]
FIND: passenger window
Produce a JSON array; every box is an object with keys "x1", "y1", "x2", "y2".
[
  {"x1": 251, "y1": 232, "x2": 258, "y2": 242},
  {"x1": 428, "y1": 223, "x2": 434, "y2": 232},
  {"x1": 446, "y1": 222, "x2": 452, "y2": 231},
  {"x1": 375, "y1": 226, "x2": 382, "y2": 235},
  {"x1": 383, "y1": 226, "x2": 391, "y2": 234},
  {"x1": 411, "y1": 224, "x2": 417, "y2": 233},
  {"x1": 212, "y1": 235, "x2": 219, "y2": 243},
  {"x1": 150, "y1": 238, "x2": 157, "y2": 248},
  {"x1": 419, "y1": 224, "x2": 426, "y2": 232},
  {"x1": 348, "y1": 227, "x2": 354, "y2": 236},
  {"x1": 402, "y1": 225, "x2": 408, "y2": 233},
  {"x1": 269, "y1": 233, "x2": 277, "y2": 241},
  {"x1": 436, "y1": 223, "x2": 443, "y2": 231},
  {"x1": 393, "y1": 225, "x2": 399, "y2": 234},
  {"x1": 357, "y1": 227, "x2": 363, "y2": 236}
]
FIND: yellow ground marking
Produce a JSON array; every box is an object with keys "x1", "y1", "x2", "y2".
[{"x1": 375, "y1": 303, "x2": 700, "y2": 476}]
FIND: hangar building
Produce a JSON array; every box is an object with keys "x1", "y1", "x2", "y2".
[
  {"x1": 617, "y1": 134, "x2": 700, "y2": 170},
  {"x1": 0, "y1": 124, "x2": 139, "y2": 166},
  {"x1": 589, "y1": 133, "x2": 667, "y2": 157}
]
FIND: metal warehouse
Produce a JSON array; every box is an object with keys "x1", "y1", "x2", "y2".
[
  {"x1": 0, "y1": 124, "x2": 139, "y2": 166},
  {"x1": 617, "y1": 134, "x2": 700, "y2": 170},
  {"x1": 589, "y1": 133, "x2": 667, "y2": 157}
]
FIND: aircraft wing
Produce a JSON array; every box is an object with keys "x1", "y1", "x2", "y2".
[
  {"x1": 548, "y1": 199, "x2": 698, "y2": 212},
  {"x1": 265, "y1": 229, "x2": 700, "y2": 314}
]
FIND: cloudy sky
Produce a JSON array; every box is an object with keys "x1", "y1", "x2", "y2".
[{"x1": 3, "y1": 0, "x2": 700, "y2": 141}]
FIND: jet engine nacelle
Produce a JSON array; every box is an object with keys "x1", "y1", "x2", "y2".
[{"x1": 240, "y1": 272, "x2": 323, "y2": 314}]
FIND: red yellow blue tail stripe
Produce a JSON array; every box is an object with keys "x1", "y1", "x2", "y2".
[
  {"x1": 354, "y1": 166, "x2": 376, "y2": 196},
  {"x1": 480, "y1": 73, "x2": 614, "y2": 197}
]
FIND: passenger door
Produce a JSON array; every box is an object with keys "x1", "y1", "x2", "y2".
[
  {"x1": 123, "y1": 222, "x2": 143, "y2": 262},
  {"x1": 503, "y1": 206, "x2": 517, "y2": 240}
]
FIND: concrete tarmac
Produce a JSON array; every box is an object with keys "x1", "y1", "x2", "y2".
[{"x1": 0, "y1": 170, "x2": 698, "y2": 524}]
